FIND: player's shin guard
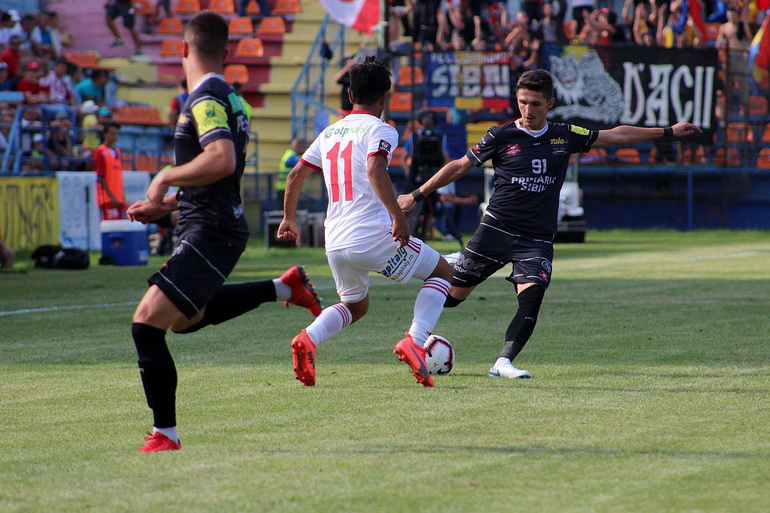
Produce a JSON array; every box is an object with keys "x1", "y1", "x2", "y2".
[
  {"x1": 175, "y1": 281, "x2": 277, "y2": 333},
  {"x1": 408, "y1": 277, "x2": 450, "y2": 345},
  {"x1": 499, "y1": 285, "x2": 545, "y2": 361},
  {"x1": 132, "y1": 323, "x2": 177, "y2": 428}
]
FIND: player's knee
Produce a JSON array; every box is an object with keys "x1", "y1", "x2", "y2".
[
  {"x1": 517, "y1": 285, "x2": 545, "y2": 316},
  {"x1": 444, "y1": 294, "x2": 464, "y2": 308}
]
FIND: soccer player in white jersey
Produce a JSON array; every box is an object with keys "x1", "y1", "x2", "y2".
[{"x1": 278, "y1": 57, "x2": 453, "y2": 387}]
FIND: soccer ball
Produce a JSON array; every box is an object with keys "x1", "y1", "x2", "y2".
[{"x1": 424, "y1": 335, "x2": 455, "y2": 375}]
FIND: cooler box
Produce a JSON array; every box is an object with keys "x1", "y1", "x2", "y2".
[{"x1": 100, "y1": 220, "x2": 149, "y2": 266}]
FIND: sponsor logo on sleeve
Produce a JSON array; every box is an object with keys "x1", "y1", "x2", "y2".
[
  {"x1": 570, "y1": 125, "x2": 590, "y2": 135},
  {"x1": 378, "y1": 139, "x2": 392, "y2": 153},
  {"x1": 192, "y1": 99, "x2": 229, "y2": 136}
]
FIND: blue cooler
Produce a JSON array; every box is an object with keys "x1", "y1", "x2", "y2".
[{"x1": 100, "y1": 219, "x2": 149, "y2": 266}]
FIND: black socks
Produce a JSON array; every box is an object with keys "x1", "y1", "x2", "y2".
[{"x1": 132, "y1": 323, "x2": 177, "y2": 429}]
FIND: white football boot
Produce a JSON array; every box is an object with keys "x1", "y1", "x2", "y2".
[{"x1": 488, "y1": 362, "x2": 532, "y2": 379}]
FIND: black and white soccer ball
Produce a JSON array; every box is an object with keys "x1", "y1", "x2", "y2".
[{"x1": 424, "y1": 335, "x2": 455, "y2": 375}]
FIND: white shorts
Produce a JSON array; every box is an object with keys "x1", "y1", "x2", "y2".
[{"x1": 327, "y1": 233, "x2": 441, "y2": 303}]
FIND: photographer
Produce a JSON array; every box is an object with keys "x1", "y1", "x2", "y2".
[{"x1": 403, "y1": 109, "x2": 449, "y2": 239}]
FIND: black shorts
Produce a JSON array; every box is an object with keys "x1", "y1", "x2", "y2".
[
  {"x1": 106, "y1": 1, "x2": 136, "y2": 29},
  {"x1": 450, "y1": 215, "x2": 554, "y2": 290},
  {"x1": 148, "y1": 225, "x2": 248, "y2": 319}
]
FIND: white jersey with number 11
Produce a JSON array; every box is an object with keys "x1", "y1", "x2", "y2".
[{"x1": 300, "y1": 111, "x2": 399, "y2": 252}]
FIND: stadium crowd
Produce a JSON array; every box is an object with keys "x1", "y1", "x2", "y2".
[{"x1": 0, "y1": 7, "x2": 122, "y2": 172}]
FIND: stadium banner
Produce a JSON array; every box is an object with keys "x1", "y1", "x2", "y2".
[
  {"x1": 548, "y1": 46, "x2": 718, "y2": 137},
  {"x1": 425, "y1": 52, "x2": 511, "y2": 110},
  {"x1": 58, "y1": 171, "x2": 150, "y2": 251},
  {"x1": 0, "y1": 177, "x2": 59, "y2": 251},
  {"x1": 319, "y1": 0, "x2": 380, "y2": 34}
]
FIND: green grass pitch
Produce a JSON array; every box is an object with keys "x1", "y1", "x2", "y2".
[{"x1": 1, "y1": 230, "x2": 769, "y2": 512}]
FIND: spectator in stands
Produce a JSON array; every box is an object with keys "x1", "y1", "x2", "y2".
[
  {"x1": 19, "y1": 14, "x2": 46, "y2": 58},
  {"x1": 276, "y1": 138, "x2": 304, "y2": 207},
  {"x1": 716, "y1": 7, "x2": 752, "y2": 105},
  {"x1": 76, "y1": 69, "x2": 108, "y2": 105},
  {"x1": 105, "y1": 0, "x2": 143, "y2": 56},
  {"x1": 41, "y1": 12, "x2": 67, "y2": 58},
  {"x1": 535, "y1": 0, "x2": 568, "y2": 69},
  {"x1": 0, "y1": 62, "x2": 13, "y2": 91},
  {"x1": 0, "y1": 231, "x2": 15, "y2": 269},
  {"x1": 569, "y1": 0, "x2": 595, "y2": 36},
  {"x1": 239, "y1": 0, "x2": 272, "y2": 17},
  {"x1": 24, "y1": 132, "x2": 45, "y2": 172},
  {"x1": 333, "y1": 54, "x2": 356, "y2": 116},
  {"x1": 435, "y1": 182, "x2": 477, "y2": 247},
  {"x1": 35, "y1": 11, "x2": 58, "y2": 60},
  {"x1": 584, "y1": 8, "x2": 628, "y2": 44},
  {"x1": 521, "y1": 0, "x2": 543, "y2": 23},
  {"x1": 19, "y1": 106, "x2": 41, "y2": 157},
  {"x1": 504, "y1": 10, "x2": 535, "y2": 50},
  {"x1": 412, "y1": 0, "x2": 442, "y2": 50},
  {"x1": 148, "y1": 0, "x2": 172, "y2": 34},
  {"x1": 0, "y1": 11, "x2": 23, "y2": 49},
  {"x1": 1, "y1": 35, "x2": 22, "y2": 81},
  {"x1": 390, "y1": 0, "x2": 414, "y2": 42},
  {"x1": 40, "y1": 57, "x2": 74, "y2": 106},
  {"x1": 16, "y1": 61, "x2": 49, "y2": 105},
  {"x1": 80, "y1": 101, "x2": 112, "y2": 157},
  {"x1": 95, "y1": 121, "x2": 125, "y2": 220},
  {"x1": 657, "y1": 3, "x2": 704, "y2": 48},
  {"x1": 47, "y1": 110, "x2": 74, "y2": 170},
  {"x1": 168, "y1": 78, "x2": 188, "y2": 125}
]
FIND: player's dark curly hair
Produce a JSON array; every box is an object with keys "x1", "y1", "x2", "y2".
[
  {"x1": 184, "y1": 10, "x2": 229, "y2": 63},
  {"x1": 516, "y1": 69, "x2": 554, "y2": 99},
  {"x1": 348, "y1": 56, "x2": 391, "y2": 105}
]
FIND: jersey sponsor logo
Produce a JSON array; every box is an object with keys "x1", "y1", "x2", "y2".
[
  {"x1": 324, "y1": 125, "x2": 367, "y2": 139},
  {"x1": 570, "y1": 125, "x2": 590, "y2": 135},
  {"x1": 378, "y1": 139, "x2": 391, "y2": 153},
  {"x1": 506, "y1": 144, "x2": 521, "y2": 155},
  {"x1": 228, "y1": 92, "x2": 244, "y2": 113},
  {"x1": 540, "y1": 258, "x2": 552, "y2": 273},
  {"x1": 192, "y1": 99, "x2": 229, "y2": 136},
  {"x1": 549, "y1": 137, "x2": 566, "y2": 145},
  {"x1": 511, "y1": 174, "x2": 557, "y2": 192}
]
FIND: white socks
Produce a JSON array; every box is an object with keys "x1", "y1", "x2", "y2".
[
  {"x1": 154, "y1": 426, "x2": 179, "y2": 443},
  {"x1": 305, "y1": 303, "x2": 353, "y2": 346},
  {"x1": 408, "y1": 277, "x2": 450, "y2": 345},
  {"x1": 273, "y1": 278, "x2": 292, "y2": 301}
]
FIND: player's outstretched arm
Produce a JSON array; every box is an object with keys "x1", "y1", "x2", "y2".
[
  {"x1": 593, "y1": 121, "x2": 701, "y2": 147},
  {"x1": 277, "y1": 162, "x2": 315, "y2": 242},
  {"x1": 398, "y1": 155, "x2": 475, "y2": 213}
]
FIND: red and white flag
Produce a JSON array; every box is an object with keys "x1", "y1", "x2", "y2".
[{"x1": 319, "y1": 0, "x2": 380, "y2": 34}]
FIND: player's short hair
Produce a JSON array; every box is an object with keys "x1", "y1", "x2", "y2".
[
  {"x1": 184, "y1": 10, "x2": 229, "y2": 63},
  {"x1": 348, "y1": 56, "x2": 391, "y2": 105},
  {"x1": 103, "y1": 121, "x2": 121, "y2": 134},
  {"x1": 516, "y1": 69, "x2": 554, "y2": 100}
]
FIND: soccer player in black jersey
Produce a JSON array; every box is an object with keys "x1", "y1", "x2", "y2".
[
  {"x1": 125, "y1": 11, "x2": 322, "y2": 453},
  {"x1": 399, "y1": 69, "x2": 700, "y2": 379}
]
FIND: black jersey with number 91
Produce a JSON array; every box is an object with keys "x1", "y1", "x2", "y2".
[
  {"x1": 174, "y1": 74, "x2": 250, "y2": 236},
  {"x1": 467, "y1": 120, "x2": 598, "y2": 238}
]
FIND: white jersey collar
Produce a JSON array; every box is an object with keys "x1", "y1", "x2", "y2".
[
  {"x1": 515, "y1": 119, "x2": 548, "y2": 138},
  {"x1": 190, "y1": 72, "x2": 226, "y2": 94}
]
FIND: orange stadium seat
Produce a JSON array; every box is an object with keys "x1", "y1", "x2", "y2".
[
  {"x1": 245, "y1": 0, "x2": 262, "y2": 14},
  {"x1": 160, "y1": 38, "x2": 184, "y2": 57},
  {"x1": 726, "y1": 122, "x2": 754, "y2": 143},
  {"x1": 389, "y1": 92, "x2": 412, "y2": 112},
  {"x1": 715, "y1": 147, "x2": 740, "y2": 166},
  {"x1": 705, "y1": 22, "x2": 720, "y2": 42},
  {"x1": 761, "y1": 123, "x2": 770, "y2": 144},
  {"x1": 757, "y1": 148, "x2": 770, "y2": 169},
  {"x1": 273, "y1": 0, "x2": 302, "y2": 15},
  {"x1": 235, "y1": 37, "x2": 264, "y2": 58},
  {"x1": 63, "y1": 51, "x2": 102, "y2": 70},
  {"x1": 224, "y1": 64, "x2": 249, "y2": 84},
  {"x1": 258, "y1": 16, "x2": 287, "y2": 35},
  {"x1": 229, "y1": 16, "x2": 254, "y2": 36},
  {"x1": 748, "y1": 95, "x2": 768, "y2": 117},
  {"x1": 173, "y1": 0, "x2": 200, "y2": 15},
  {"x1": 122, "y1": 153, "x2": 134, "y2": 170},
  {"x1": 156, "y1": 17, "x2": 184, "y2": 35},
  {"x1": 398, "y1": 66, "x2": 424, "y2": 86},
  {"x1": 209, "y1": 0, "x2": 236, "y2": 14},
  {"x1": 134, "y1": 0, "x2": 153, "y2": 15},
  {"x1": 135, "y1": 154, "x2": 161, "y2": 172},
  {"x1": 615, "y1": 148, "x2": 640, "y2": 163}
]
